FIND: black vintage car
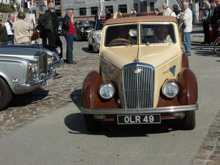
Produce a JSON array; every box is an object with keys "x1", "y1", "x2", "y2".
[{"x1": 74, "y1": 20, "x2": 95, "y2": 41}]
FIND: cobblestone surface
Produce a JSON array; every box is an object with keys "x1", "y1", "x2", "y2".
[{"x1": 0, "y1": 40, "x2": 99, "y2": 138}]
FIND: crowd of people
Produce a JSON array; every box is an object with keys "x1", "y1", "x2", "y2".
[{"x1": 1, "y1": 1, "x2": 216, "y2": 62}]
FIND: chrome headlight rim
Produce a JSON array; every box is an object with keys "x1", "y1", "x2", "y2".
[
  {"x1": 81, "y1": 28, "x2": 85, "y2": 32},
  {"x1": 55, "y1": 46, "x2": 61, "y2": 54},
  {"x1": 162, "y1": 81, "x2": 179, "y2": 99},
  {"x1": 98, "y1": 83, "x2": 115, "y2": 99}
]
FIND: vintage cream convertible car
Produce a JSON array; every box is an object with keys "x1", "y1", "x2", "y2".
[{"x1": 81, "y1": 16, "x2": 198, "y2": 131}]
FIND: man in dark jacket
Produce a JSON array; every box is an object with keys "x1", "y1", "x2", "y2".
[
  {"x1": 0, "y1": 12, "x2": 8, "y2": 42},
  {"x1": 62, "y1": 9, "x2": 76, "y2": 64},
  {"x1": 105, "y1": 8, "x2": 111, "y2": 20},
  {"x1": 38, "y1": 3, "x2": 63, "y2": 58},
  {"x1": 95, "y1": 11, "x2": 101, "y2": 21}
]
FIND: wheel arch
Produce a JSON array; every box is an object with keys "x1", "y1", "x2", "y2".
[
  {"x1": 82, "y1": 71, "x2": 118, "y2": 109},
  {"x1": 177, "y1": 68, "x2": 198, "y2": 105}
]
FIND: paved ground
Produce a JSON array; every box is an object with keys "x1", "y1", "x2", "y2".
[{"x1": 0, "y1": 26, "x2": 219, "y2": 164}]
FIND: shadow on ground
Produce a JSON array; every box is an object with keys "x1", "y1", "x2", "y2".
[
  {"x1": 9, "y1": 88, "x2": 49, "y2": 107},
  {"x1": 67, "y1": 89, "x2": 183, "y2": 137}
]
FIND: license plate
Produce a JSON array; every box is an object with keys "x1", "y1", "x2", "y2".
[
  {"x1": 117, "y1": 114, "x2": 161, "y2": 125},
  {"x1": 45, "y1": 77, "x2": 53, "y2": 87}
]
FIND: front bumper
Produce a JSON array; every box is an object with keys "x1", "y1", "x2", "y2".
[
  {"x1": 14, "y1": 68, "x2": 56, "y2": 94},
  {"x1": 54, "y1": 57, "x2": 64, "y2": 71},
  {"x1": 80, "y1": 103, "x2": 198, "y2": 114}
]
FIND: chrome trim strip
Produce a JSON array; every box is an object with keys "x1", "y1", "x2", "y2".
[{"x1": 80, "y1": 103, "x2": 198, "y2": 114}]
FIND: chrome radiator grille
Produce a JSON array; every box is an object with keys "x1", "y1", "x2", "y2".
[
  {"x1": 121, "y1": 63, "x2": 154, "y2": 109},
  {"x1": 38, "y1": 52, "x2": 48, "y2": 75}
]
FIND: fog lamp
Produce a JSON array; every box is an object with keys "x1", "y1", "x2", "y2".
[
  {"x1": 94, "y1": 114, "x2": 106, "y2": 119},
  {"x1": 173, "y1": 112, "x2": 185, "y2": 117}
]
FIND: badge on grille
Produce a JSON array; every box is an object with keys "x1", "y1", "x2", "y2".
[{"x1": 133, "y1": 68, "x2": 142, "y2": 74}]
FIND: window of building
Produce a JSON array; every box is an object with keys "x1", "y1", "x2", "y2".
[
  {"x1": 150, "y1": 3, "x2": 154, "y2": 12},
  {"x1": 140, "y1": 1, "x2": 147, "y2": 12},
  {"x1": 91, "y1": 7, "x2": 98, "y2": 15},
  {"x1": 133, "y1": 3, "x2": 138, "y2": 13},
  {"x1": 118, "y1": 4, "x2": 127, "y2": 13},
  {"x1": 79, "y1": 8, "x2": 87, "y2": 16},
  {"x1": 105, "y1": 5, "x2": 113, "y2": 14}
]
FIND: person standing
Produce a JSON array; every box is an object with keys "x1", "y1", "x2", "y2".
[
  {"x1": 38, "y1": 3, "x2": 63, "y2": 58},
  {"x1": 210, "y1": 1, "x2": 217, "y2": 26},
  {"x1": 180, "y1": 2, "x2": 193, "y2": 56},
  {"x1": 199, "y1": 0, "x2": 211, "y2": 45},
  {"x1": 95, "y1": 11, "x2": 101, "y2": 21},
  {"x1": 62, "y1": 9, "x2": 77, "y2": 64},
  {"x1": 5, "y1": 13, "x2": 15, "y2": 42},
  {"x1": 154, "y1": 8, "x2": 162, "y2": 16},
  {"x1": 113, "y1": 9, "x2": 122, "y2": 19},
  {"x1": 105, "y1": 8, "x2": 111, "y2": 20},
  {"x1": 130, "y1": 7, "x2": 137, "y2": 17},
  {"x1": 0, "y1": 12, "x2": 8, "y2": 42},
  {"x1": 163, "y1": 3, "x2": 176, "y2": 17},
  {"x1": 36, "y1": 11, "x2": 47, "y2": 45},
  {"x1": 12, "y1": 12, "x2": 34, "y2": 45},
  {"x1": 213, "y1": 0, "x2": 220, "y2": 38}
]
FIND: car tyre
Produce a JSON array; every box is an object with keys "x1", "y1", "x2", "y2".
[
  {"x1": 93, "y1": 42, "x2": 99, "y2": 53},
  {"x1": 182, "y1": 111, "x2": 196, "y2": 130},
  {"x1": 88, "y1": 43, "x2": 93, "y2": 50},
  {"x1": 84, "y1": 114, "x2": 102, "y2": 132},
  {"x1": 78, "y1": 34, "x2": 83, "y2": 41},
  {"x1": 0, "y1": 77, "x2": 12, "y2": 111}
]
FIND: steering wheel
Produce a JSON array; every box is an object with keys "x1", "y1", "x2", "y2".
[{"x1": 109, "y1": 38, "x2": 131, "y2": 45}]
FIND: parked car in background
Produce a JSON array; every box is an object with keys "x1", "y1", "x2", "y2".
[
  {"x1": 81, "y1": 16, "x2": 198, "y2": 132},
  {"x1": 0, "y1": 45, "x2": 56, "y2": 111},
  {"x1": 1, "y1": 43, "x2": 64, "y2": 71},
  {"x1": 58, "y1": 17, "x2": 64, "y2": 35},
  {"x1": 88, "y1": 20, "x2": 105, "y2": 53},
  {"x1": 74, "y1": 20, "x2": 95, "y2": 41}
]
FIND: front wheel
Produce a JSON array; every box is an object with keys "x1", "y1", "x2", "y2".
[
  {"x1": 0, "y1": 77, "x2": 12, "y2": 111},
  {"x1": 182, "y1": 111, "x2": 196, "y2": 130},
  {"x1": 214, "y1": 37, "x2": 220, "y2": 57},
  {"x1": 93, "y1": 42, "x2": 99, "y2": 53},
  {"x1": 84, "y1": 114, "x2": 102, "y2": 132}
]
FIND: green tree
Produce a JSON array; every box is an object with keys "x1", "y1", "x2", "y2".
[{"x1": 0, "y1": 3, "x2": 14, "y2": 13}]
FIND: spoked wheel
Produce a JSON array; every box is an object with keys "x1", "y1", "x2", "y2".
[
  {"x1": 214, "y1": 37, "x2": 220, "y2": 57},
  {"x1": 84, "y1": 114, "x2": 102, "y2": 132},
  {"x1": 0, "y1": 77, "x2": 12, "y2": 111}
]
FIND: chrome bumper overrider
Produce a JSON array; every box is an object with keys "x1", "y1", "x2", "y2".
[
  {"x1": 14, "y1": 68, "x2": 56, "y2": 94},
  {"x1": 80, "y1": 103, "x2": 198, "y2": 114}
]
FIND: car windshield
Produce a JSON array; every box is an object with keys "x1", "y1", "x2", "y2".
[
  {"x1": 141, "y1": 24, "x2": 176, "y2": 44},
  {"x1": 105, "y1": 24, "x2": 138, "y2": 46}
]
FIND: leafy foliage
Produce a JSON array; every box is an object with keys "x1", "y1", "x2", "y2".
[{"x1": 0, "y1": 3, "x2": 14, "y2": 13}]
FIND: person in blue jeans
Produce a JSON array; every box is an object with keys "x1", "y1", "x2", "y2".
[
  {"x1": 180, "y1": 2, "x2": 193, "y2": 56},
  {"x1": 62, "y1": 9, "x2": 76, "y2": 64}
]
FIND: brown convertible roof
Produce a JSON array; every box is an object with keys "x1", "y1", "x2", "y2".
[{"x1": 104, "y1": 16, "x2": 177, "y2": 26}]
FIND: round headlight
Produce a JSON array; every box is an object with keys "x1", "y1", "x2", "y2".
[
  {"x1": 55, "y1": 46, "x2": 61, "y2": 54},
  {"x1": 81, "y1": 28, "x2": 84, "y2": 32},
  {"x1": 99, "y1": 83, "x2": 115, "y2": 99},
  {"x1": 162, "y1": 81, "x2": 179, "y2": 99}
]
